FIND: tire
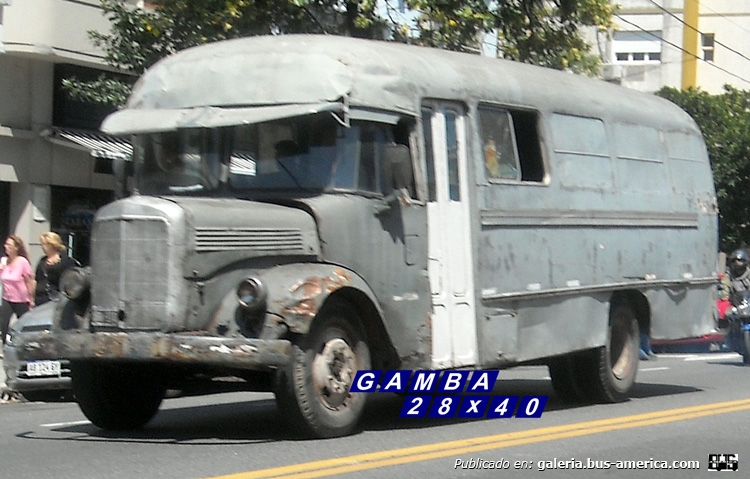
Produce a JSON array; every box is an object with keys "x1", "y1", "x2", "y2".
[
  {"x1": 72, "y1": 361, "x2": 165, "y2": 430},
  {"x1": 548, "y1": 354, "x2": 586, "y2": 403},
  {"x1": 577, "y1": 303, "x2": 640, "y2": 403},
  {"x1": 274, "y1": 302, "x2": 371, "y2": 438},
  {"x1": 743, "y1": 330, "x2": 750, "y2": 365}
]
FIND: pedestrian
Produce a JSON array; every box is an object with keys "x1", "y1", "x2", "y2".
[
  {"x1": 0, "y1": 235, "x2": 34, "y2": 347},
  {"x1": 639, "y1": 330, "x2": 656, "y2": 360},
  {"x1": 31, "y1": 232, "x2": 78, "y2": 306}
]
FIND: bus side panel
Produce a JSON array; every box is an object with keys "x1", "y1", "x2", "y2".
[
  {"x1": 647, "y1": 284, "x2": 716, "y2": 341},
  {"x1": 471, "y1": 107, "x2": 717, "y2": 368},
  {"x1": 479, "y1": 295, "x2": 609, "y2": 367}
]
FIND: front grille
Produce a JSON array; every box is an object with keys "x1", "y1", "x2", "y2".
[
  {"x1": 195, "y1": 227, "x2": 306, "y2": 253},
  {"x1": 91, "y1": 217, "x2": 171, "y2": 329}
]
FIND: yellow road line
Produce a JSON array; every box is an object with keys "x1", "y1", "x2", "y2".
[{"x1": 210, "y1": 398, "x2": 750, "y2": 479}]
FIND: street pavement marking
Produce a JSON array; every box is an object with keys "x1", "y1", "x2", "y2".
[
  {"x1": 41, "y1": 420, "x2": 91, "y2": 428},
  {"x1": 684, "y1": 353, "x2": 739, "y2": 361},
  {"x1": 207, "y1": 398, "x2": 750, "y2": 479}
]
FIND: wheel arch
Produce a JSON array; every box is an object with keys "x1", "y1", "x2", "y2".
[
  {"x1": 321, "y1": 288, "x2": 400, "y2": 370},
  {"x1": 262, "y1": 263, "x2": 399, "y2": 369},
  {"x1": 610, "y1": 289, "x2": 651, "y2": 335}
]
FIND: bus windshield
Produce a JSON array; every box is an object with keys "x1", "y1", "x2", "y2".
[
  {"x1": 135, "y1": 129, "x2": 223, "y2": 195},
  {"x1": 133, "y1": 113, "x2": 404, "y2": 197}
]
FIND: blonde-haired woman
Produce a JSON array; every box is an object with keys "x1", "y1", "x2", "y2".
[
  {"x1": 0, "y1": 235, "x2": 34, "y2": 346},
  {"x1": 32, "y1": 232, "x2": 78, "y2": 307}
]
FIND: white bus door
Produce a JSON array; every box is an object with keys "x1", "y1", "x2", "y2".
[{"x1": 422, "y1": 102, "x2": 477, "y2": 368}]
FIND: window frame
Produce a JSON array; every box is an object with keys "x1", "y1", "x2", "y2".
[{"x1": 477, "y1": 103, "x2": 546, "y2": 185}]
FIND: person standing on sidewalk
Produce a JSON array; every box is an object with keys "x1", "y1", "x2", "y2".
[
  {"x1": 31, "y1": 232, "x2": 77, "y2": 306},
  {"x1": 0, "y1": 235, "x2": 34, "y2": 348}
]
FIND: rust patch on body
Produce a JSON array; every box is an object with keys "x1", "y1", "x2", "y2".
[{"x1": 280, "y1": 268, "x2": 354, "y2": 331}]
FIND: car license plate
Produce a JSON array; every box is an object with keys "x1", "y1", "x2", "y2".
[{"x1": 26, "y1": 360, "x2": 61, "y2": 377}]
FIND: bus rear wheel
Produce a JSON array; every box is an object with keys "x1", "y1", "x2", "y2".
[
  {"x1": 578, "y1": 303, "x2": 640, "y2": 403},
  {"x1": 548, "y1": 353, "x2": 586, "y2": 402},
  {"x1": 274, "y1": 302, "x2": 371, "y2": 438}
]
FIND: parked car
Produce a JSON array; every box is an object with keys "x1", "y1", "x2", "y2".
[{"x1": 3, "y1": 300, "x2": 71, "y2": 401}]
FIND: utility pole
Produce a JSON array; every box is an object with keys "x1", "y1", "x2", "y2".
[{"x1": 681, "y1": 0, "x2": 700, "y2": 90}]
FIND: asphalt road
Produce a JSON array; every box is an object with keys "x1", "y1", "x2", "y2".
[{"x1": 1, "y1": 352, "x2": 749, "y2": 479}]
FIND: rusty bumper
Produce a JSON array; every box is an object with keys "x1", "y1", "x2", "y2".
[{"x1": 18, "y1": 331, "x2": 291, "y2": 370}]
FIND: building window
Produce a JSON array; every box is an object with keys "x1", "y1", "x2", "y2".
[
  {"x1": 702, "y1": 33, "x2": 715, "y2": 62},
  {"x1": 0, "y1": 182, "x2": 9, "y2": 241},
  {"x1": 612, "y1": 30, "x2": 662, "y2": 64},
  {"x1": 53, "y1": 64, "x2": 127, "y2": 130}
]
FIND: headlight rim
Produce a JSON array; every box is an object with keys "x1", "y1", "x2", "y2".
[{"x1": 236, "y1": 277, "x2": 267, "y2": 310}]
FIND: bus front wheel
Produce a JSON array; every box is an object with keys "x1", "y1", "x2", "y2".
[
  {"x1": 274, "y1": 302, "x2": 371, "y2": 438},
  {"x1": 72, "y1": 361, "x2": 165, "y2": 430}
]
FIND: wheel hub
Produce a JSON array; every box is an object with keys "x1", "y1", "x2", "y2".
[
  {"x1": 610, "y1": 318, "x2": 636, "y2": 380},
  {"x1": 311, "y1": 338, "x2": 356, "y2": 409}
]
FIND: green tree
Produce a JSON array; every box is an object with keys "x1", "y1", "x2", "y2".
[
  {"x1": 408, "y1": 0, "x2": 615, "y2": 73},
  {"x1": 66, "y1": 0, "x2": 614, "y2": 106},
  {"x1": 657, "y1": 86, "x2": 750, "y2": 251}
]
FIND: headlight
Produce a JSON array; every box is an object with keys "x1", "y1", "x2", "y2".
[
  {"x1": 60, "y1": 267, "x2": 91, "y2": 299},
  {"x1": 236, "y1": 277, "x2": 266, "y2": 310}
]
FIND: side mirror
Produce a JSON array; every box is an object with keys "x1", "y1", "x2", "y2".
[
  {"x1": 112, "y1": 158, "x2": 133, "y2": 199},
  {"x1": 383, "y1": 144, "x2": 414, "y2": 193}
]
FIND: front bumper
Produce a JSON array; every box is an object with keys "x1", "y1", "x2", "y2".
[{"x1": 18, "y1": 331, "x2": 291, "y2": 370}]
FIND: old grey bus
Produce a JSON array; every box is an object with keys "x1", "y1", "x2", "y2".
[{"x1": 38, "y1": 35, "x2": 718, "y2": 438}]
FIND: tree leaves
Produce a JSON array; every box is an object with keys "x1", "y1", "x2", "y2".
[
  {"x1": 658, "y1": 86, "x2": 750, "y2": 250},
  {"x1": 66, "y1": 0, "x2": 614, "y2": 106}
]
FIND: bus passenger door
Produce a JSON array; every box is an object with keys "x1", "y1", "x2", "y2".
[{"x1": 422, "y1": 102, "x2": 478, "y2": 368}]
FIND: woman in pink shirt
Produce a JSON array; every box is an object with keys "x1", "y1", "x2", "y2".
[{"x1": 0, "y1": 235, "x2": 34, "y2": 346}]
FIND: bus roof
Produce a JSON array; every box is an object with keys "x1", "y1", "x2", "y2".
[{"x1": 102, "y1": 34, "x2": 696, "y2": 135}]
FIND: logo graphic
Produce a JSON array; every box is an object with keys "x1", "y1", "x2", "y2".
[
  {"x1": 350, "y1": 370, "x2": 547, "y2": 419},
  {"x1": 708, "y1": 454, "x2": 738, "y2": 472}
]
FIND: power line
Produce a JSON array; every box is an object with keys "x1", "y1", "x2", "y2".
[
  {"x1": 646, "y1": 0, "x2": 750, "y2": 67},
  {"x1": 614, "y1": 14, "x2": 750, "y2": 87},
  {"x1": 684, "y1": 0, "x2": 750, "y2": 38}
]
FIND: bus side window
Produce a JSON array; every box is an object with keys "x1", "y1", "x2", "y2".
[
  {"x1": 512, "y1": 110, "x2": 545, "y2": 182},
  {"x1": 358, "y1": 125, "x2": 379, "y2": 192},
  {"x1": 478, "y1": 105, "x2": 545, "y2": 183},
  {"x1": 478, "y1": 108, "x2": 519, "y2": 180}
]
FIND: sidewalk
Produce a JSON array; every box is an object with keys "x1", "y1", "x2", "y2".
[{"x1": 0, "y1": 356, "x2": 22, "y2": 403}]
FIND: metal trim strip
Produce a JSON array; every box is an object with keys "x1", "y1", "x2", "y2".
[
  {"x1": 481, "y1": 276, "x2": 717, "y2": 302},
  {"x1": 480, "y1": 209, "x2": 700, "y2": 228}
]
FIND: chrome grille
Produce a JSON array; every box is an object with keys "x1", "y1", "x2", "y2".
[
  {"x1": 91, "y1": 217, "x2": 170, "y2": 329},
  {"x1": 195, "y1": 227, "x2": 306, "y2": 253}
]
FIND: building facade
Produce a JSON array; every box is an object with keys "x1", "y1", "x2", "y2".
[
  {"x1": 0, "y1": 0, "x2": 132, "y2": 263},
  {"x1": 597, "y1": 0, "x2": 750, "y2": 94}
]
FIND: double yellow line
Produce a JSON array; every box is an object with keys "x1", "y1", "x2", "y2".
[{"x1": 212, "y1": 398, "x2": 750, "y2": 479}]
